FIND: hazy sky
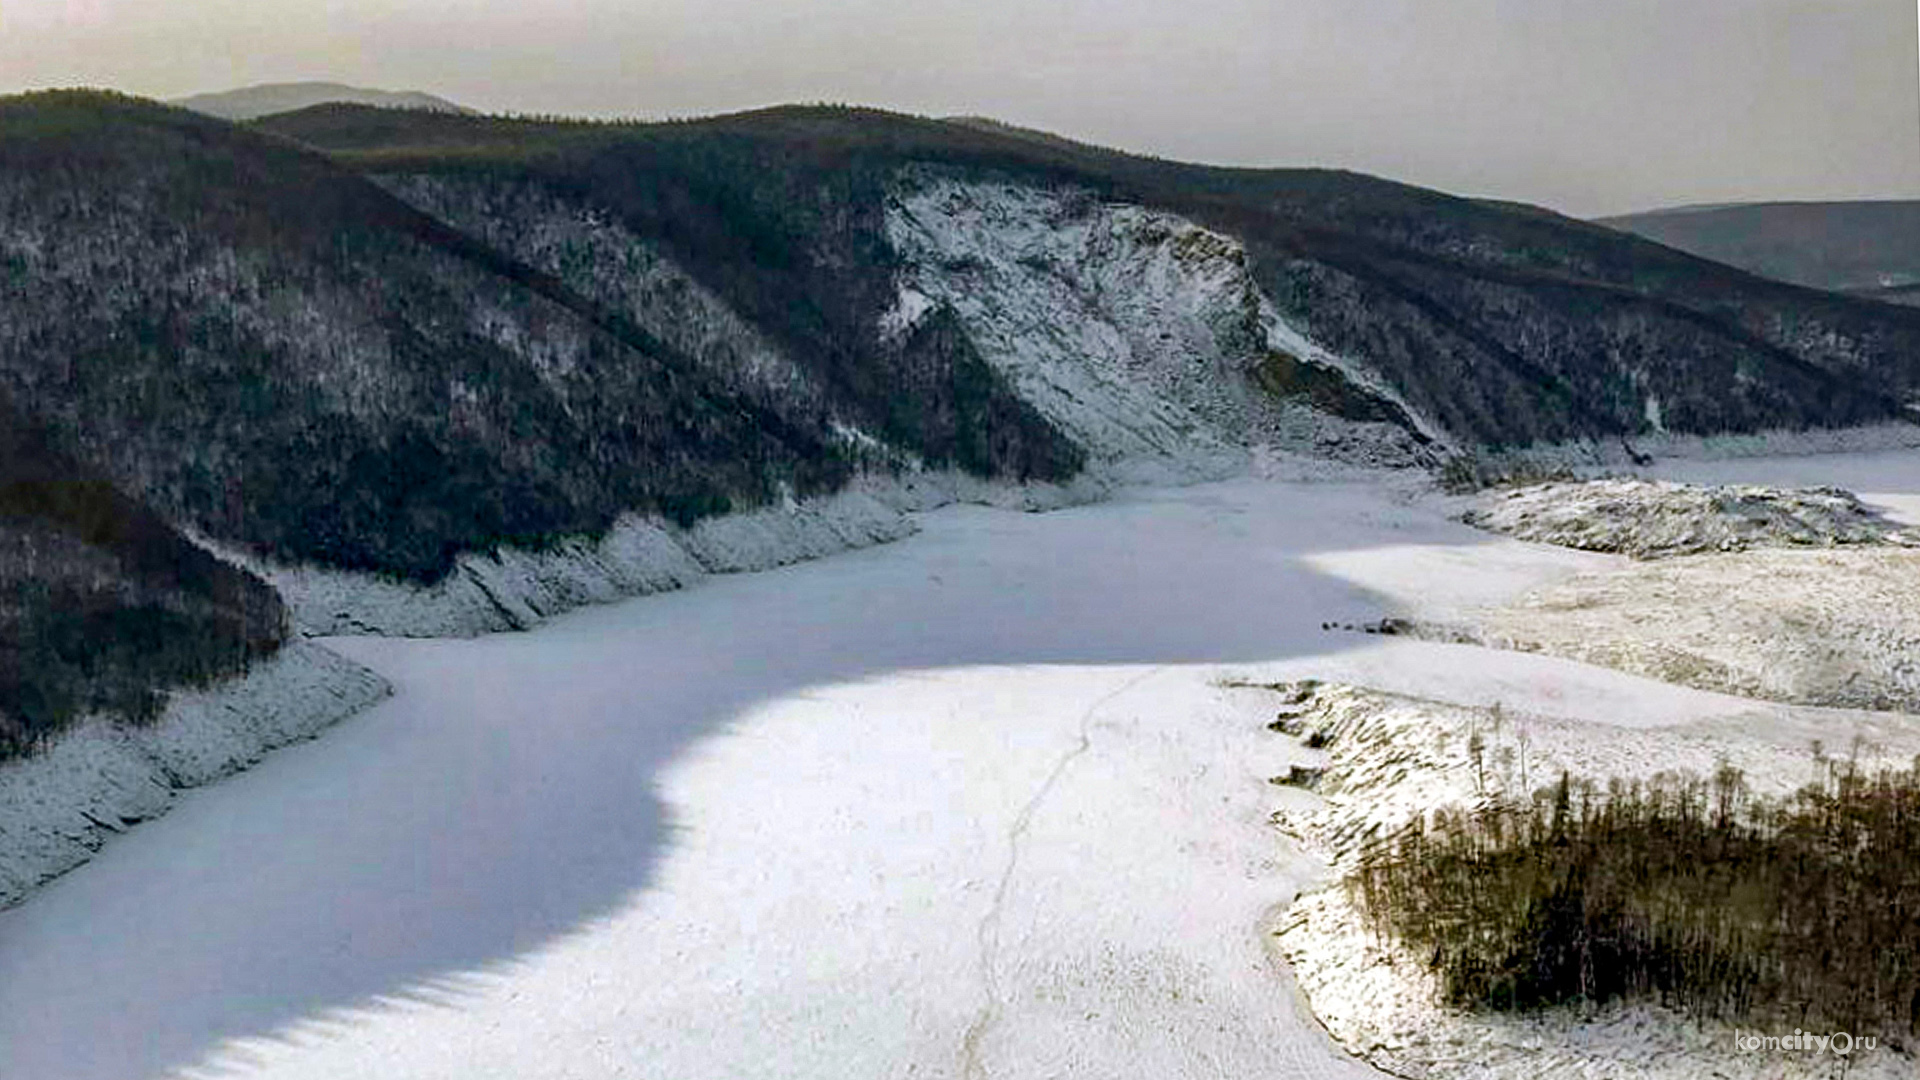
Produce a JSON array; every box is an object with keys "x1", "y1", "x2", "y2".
[{"x1": 2, "y1": 0, "x2": 1916, "y2": 216}]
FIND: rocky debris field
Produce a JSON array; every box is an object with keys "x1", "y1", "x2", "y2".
[
  {"x1": 1461, "y1": 478, "x2": 1916, "y2": 559},
  {"x1": 1422, "y1": 479, "x2": 1920, "y2": 712},
  {"x1": 1475, "y1": 548, "x2": 1920, "y2": 713}
]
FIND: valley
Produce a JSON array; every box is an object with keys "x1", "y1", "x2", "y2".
[{"x1": 1, "y1": 85, "x2": 1917, "y2": 1079}]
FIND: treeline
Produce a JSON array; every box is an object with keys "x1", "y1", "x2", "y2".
[{"x1": 1350, "y1": 753, "x2": 1920, "y2": 1039}]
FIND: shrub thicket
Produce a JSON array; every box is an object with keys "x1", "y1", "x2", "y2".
[{"x1": 1350, "y1": 754, "x2": 1920, "y2": 1038}]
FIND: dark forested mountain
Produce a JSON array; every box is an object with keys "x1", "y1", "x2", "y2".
[
  {"x1": 170, "y1": 82, "x2": 472, "y2": 122},
  {"x1": 5, "y1": 89, "x2": 1920, "y2": 752},
  {"x1": 1, "y1": 92, "x2": 1076, "y2": 592},
  {"x1": 1600, "y1": 201, "x2": 1920, "y2": 306}
]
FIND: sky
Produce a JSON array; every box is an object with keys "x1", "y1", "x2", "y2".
[{"x1": 1, "y1": 0, "x2": 1916, "y2": 217}]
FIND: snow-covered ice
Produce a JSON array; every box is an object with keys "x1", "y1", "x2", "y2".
[
  {"x1": 0, "y1": 446, "x2": 1915, "y2": 1079},
  {"x1": 1463, "y1": 477, "x2": 1916, "y2": 559}
]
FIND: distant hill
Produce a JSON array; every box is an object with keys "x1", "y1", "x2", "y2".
[
  {"x1": 170, "y1": 81, "x2": 471, "y2": 121},
  {"x1": 1599, "y1": 201, "x2": 1920, "y2": 305}
]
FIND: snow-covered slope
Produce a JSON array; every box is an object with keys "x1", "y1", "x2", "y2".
[
  {"x1": 0, "y1": 642, "x2": 388, "y2": 908},
  {"x1": 884, "y1": 174, "x2": 1441, "y2": 471}
]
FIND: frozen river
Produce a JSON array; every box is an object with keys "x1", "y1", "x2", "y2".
[{"x1": 0, "y1": 466, "x2": 1865, "y2": 1079}]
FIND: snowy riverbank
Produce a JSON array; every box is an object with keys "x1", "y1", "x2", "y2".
[
  {"x1": 236, "y1": 466, "x2": 1152, "y2": 637},
  {"x1": 0, "y1": 641, "x2": 389, "y2": 908}
]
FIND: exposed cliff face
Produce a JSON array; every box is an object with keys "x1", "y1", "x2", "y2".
[{"x1": 885, "y1": 174, "x2": 1440, "y2": 468}]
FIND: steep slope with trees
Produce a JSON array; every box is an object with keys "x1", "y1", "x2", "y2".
[
  {"x1": 0, "y1": 398, "x2": 286, "y2": 760},
  {"x1": 0, "y1": 91, "x2": 1077, "y2": 590}
]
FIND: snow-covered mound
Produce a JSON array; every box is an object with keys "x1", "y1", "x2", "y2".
[
  {"x1": 884, "y1": 174, "x2": 1440, "y2": 470},
  {"x1": 0, "y1": 642, "x2": 389, "y2": 908},
  {"x1": 242, "y1": 469, "x2": 1106, "y2": 637},
  {"x1": 1476, "y1": 547, "x2": 1920, "y2": 712},
  {"x1": 1463, "y1": 478, "x2": 1917, "y2": 559},
  {"x1": 1266, "y1": 680, "x2": 1919, "y2": 1079}
]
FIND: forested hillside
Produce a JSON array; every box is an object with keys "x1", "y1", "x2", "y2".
[
  {"x1": 259, "y1": 103, "x2": 1920, "y2": 448},
  {"x1": 1600, "y1": 201, "x2": 1920, "y2": 303},
  {"x1": 0, "y1": 91, "x2": 1077, "y2": 590},
  {"x1": 171, "y1": 81, "x2": 471, "y2": 122}
]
